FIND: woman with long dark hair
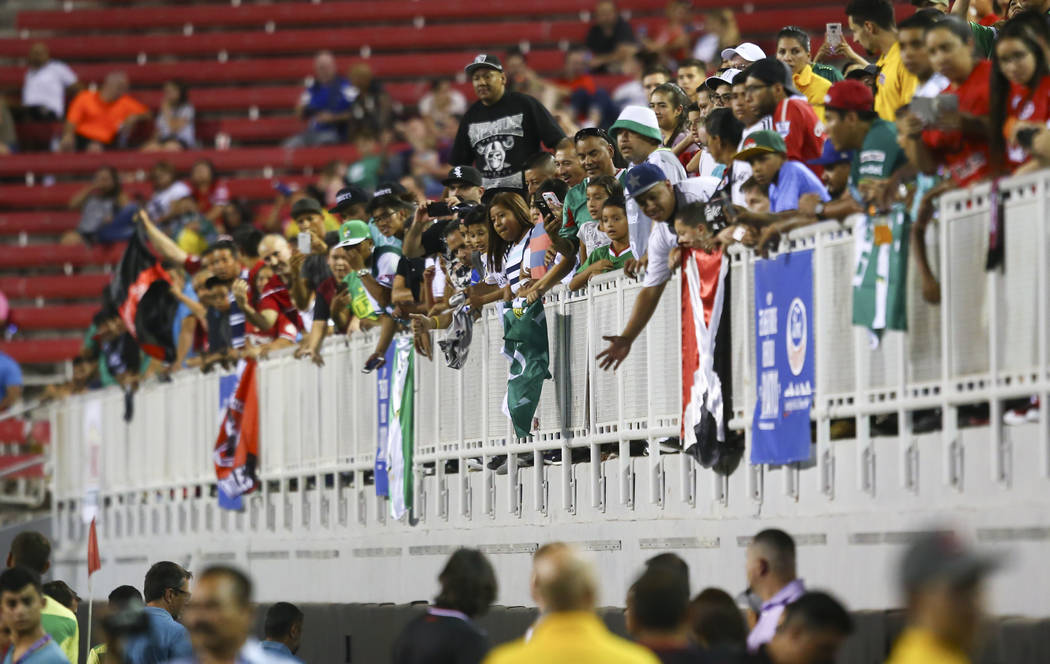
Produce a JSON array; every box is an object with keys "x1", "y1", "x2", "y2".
[
  {"x1": 485, "y1": 192, "x2": 535, "y2": 298},
  {"x1": 650, "y1": 82, "x2": 696, "y2": 167},
  {"x1": 989, "y1": 13, "x2": 1050, "y2": 172}
]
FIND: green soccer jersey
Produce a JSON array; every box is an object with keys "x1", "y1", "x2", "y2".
[
  {"x1": 850, "y1": 119, "x2": 907, "y2": 203},
  {"x1": 576, "y1": 243, "x2": 634, "y2": 273}
]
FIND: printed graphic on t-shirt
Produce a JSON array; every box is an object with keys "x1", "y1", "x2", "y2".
[{"x1": 468, "y1": 113, "x2": 525, "y2": 177}]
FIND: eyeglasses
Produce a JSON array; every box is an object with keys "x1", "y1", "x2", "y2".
[
  {"x1": 711, "y1": 93, "x2": 732, "y2": 104},
  {"x1": 744, "y1": 84, "x2": 771, "y2": 95},
  {"x1": 372, "y1": 210, "x2": 397, "y2": 223}
]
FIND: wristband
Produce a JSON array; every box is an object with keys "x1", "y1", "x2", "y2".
[
  {"x1": 430, "y1": 316, "x2": 440, "y2": 329},
  {"x1": 814, "y1": 202, "x2": 826, "y2": 219}
]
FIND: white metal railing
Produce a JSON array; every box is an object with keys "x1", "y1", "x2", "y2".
[{"x1": 48, "y1": 170, "x2": 1050, "y2": 537}]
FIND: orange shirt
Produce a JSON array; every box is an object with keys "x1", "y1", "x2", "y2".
[{"x1": 67, "y1": 90, "x2": 148, "y2": 144}]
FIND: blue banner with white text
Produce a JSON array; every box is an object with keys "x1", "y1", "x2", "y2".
[
  {"x1": 751, "y1": 250, "x2": 814, "y2": 464},
  {"x1": 374, "y1": 343, "x2": 397, "y2": 497}
]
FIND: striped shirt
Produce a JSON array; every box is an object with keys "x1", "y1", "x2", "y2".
[{"x1": 503, "y1": 234, "x2": 531, "y2": 296}]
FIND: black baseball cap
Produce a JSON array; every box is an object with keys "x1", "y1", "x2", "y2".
[
  {"x1": 745, "y1": 57, "x2": 801, "y2": 97},
  {"x1": 367, "y1": 181, "x2": 411, "y2": 213},
  {"x1": 290, "y1": 197, "x2": 323, "y2": 220},
  {"x1": 442, "y1": 165, "x2": 483, "y2": 188},
  {"x1": 900, "y1": 530, "x2": 1001, "y2": 595},
  {"x1": 329, "y1": 186, "x2": 370, "y2": 214},
  {"x1": 465, "y1": 54, "x2": 503, "y2": 76}
]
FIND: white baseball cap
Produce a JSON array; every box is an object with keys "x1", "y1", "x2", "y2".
[{"x1": 721, "y1": 42, "x2": 766, "y2": 63}]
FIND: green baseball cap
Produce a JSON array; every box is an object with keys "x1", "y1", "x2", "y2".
[
  {"x1": 335, "y1": 219, "x2": 370, "y2": 248},
  {"x1": 733, "y1": 130, "x2": 787, "y2": 161}
]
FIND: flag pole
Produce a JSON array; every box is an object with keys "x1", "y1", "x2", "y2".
[{"x1": 86, "y1": 572, "x2": 94, "y2": 662}]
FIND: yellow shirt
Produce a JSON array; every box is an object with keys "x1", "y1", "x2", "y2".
[
  {"x1": 794, "y1": 64, "x2": 832, "y2": 123},
  {"x1": 483, "y1": 611, "x2": 660, "y2": 664},
  {"x1": 885, "y1": 628, "x2": 971, "y2": 664},
  {"x1": 41, "y1": 595, "x2": 79, "y2": 663},
  {"x1": 87, "y1": 643, "x2": 107, "y2": 664},
  {"x1": 285, "y1": 210, "x2": 341, "y2": 238},
  {"x1": 875, "y1": 41, "x2": 918, "y2": 122}
]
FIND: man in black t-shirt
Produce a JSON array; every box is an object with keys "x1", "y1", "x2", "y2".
[
  {"x1": 586, "y1": 0, "x2": 638, "y2": 73},
  {"x1": 450, "y1": 54, "x2": 565, "y2": 190}
]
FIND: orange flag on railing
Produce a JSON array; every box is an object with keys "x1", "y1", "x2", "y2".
[{"x1": 87, "y1": 518, "x2": 101, "y2": 576}]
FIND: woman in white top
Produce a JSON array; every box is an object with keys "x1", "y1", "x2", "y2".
[
  {"x1": 485, "y1": 192, "x2": 535, "y2": 299},
  {"x1": 143, "y1": 80, "x2": 196, "y2": 151}
]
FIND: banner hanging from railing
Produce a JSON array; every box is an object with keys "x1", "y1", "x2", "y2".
[
  {"x1": 752, "y1": 250, "x2": 814, "y2": 465},
  {"x1": 213, "y1": 359, "x2": 259, "y2": 510}
]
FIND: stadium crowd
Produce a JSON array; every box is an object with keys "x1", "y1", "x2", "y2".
[
  {"x1": 3, "y1": 0, "x2": 1049, "y2": 426},
  {"x1": 0, "y1": 525, "x2": 999, "y2": 664}
]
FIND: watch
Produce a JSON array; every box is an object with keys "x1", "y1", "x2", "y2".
[
  {"x1": 356, "y1": 268, "x2": 370, "y2": 278},
  {"x1": 813, "y1": 202, "x2": 826, "y2": 219}
]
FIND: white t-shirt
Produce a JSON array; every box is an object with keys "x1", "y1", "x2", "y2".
[
  {"x1": 627, "y1": 147, "x2": 688, "y2": 258},
  {"x1": 695, "y1": 148, "x2": 719, "y2": 178},
  {"x1": 913, "y1": 74, "x2": 950, "y2": 99},
  {"x1": 643, "y1": 176, "x2": 721, "y2": 288},
  {"x1": 146, "y1": 181, "x2": 192, "y2": 221},
  {"x1": 741, "y1": 117, "x2": 775, "y2": 148},
  {"x1": 23, "y1": 61, "x2": 77, "y2": 118}
]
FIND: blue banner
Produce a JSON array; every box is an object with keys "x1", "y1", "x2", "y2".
[
  {"x1": 752, "y1": 250, "x2": 814, "y2": 465},
  {"x1": 217, "y1": 373, "x2": 242, "y2": 510},
  {"x1": 374, "y1": 343, "x2": 397, "y2": 497}
]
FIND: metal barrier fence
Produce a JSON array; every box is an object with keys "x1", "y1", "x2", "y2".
[{"x1": 45, "y1": 172, "x2": 1050, "y2": 613}]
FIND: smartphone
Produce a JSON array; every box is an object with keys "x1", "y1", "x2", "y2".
[
  {"x1": 541, "y1": 192, "x2": 561, "y2": 210},
  {"x1": 362, "y1": 356, "x2": 384, "y2": 373},
  {"x1": 909, "y1": 96, "x2": 937, "y2": 126},
  {"x1": 826, "y1": 23, "x2": 843, "y2": 49},
  {"x1": 426, "y1": 201, "x2": 453, "y2": 217},
  {"x1": 297, "y1": 231, "x2": 311, "y2": 254},
  {"x1": 1017, "y1": 127, "x2": 1040, "y2": 150},
  {"x1": 934, "y1": 93, "x2": 959, "y2": 118},
  {"x1": 273, "y1": 181, "x2": 294, "y2": 197}
]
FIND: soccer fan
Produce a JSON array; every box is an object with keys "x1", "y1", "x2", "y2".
[
  {"x1": 744, "y1": 530, "x2": 806, "y2": 652},
  {"x1": 285, "y1": 51, "x2": 355, "y2": 147},
  {"x1": 885, "y1": 531, "x2": 999, "y2": 664},
  {"x1": 0, "y1": 567, "x2": 69, "y2": 664},
  {"x1": 554, "y1": 138, "x2": 587, "y2": 189},
  {"x1": 21, "y1": 42, "x2": 77, "y2": 121},
  {"x1": 742, "y1": 58, "x2": 825, "y2": 164},
  {"x1": 60, "y1": 71, "x2": 149, "y2": 152},
  {"x1": 687, "y1": 588, "x2": 749, "y2": 651},
  {"x1": 642, "y1": 65, "x2": 673, "y2": 99},
  {"x1": 0, "y1": 351, "x2": 22, "y2": 413},
  {"x1": 586, "y1": 0, "x2": 638, "y2": 73},
  {"x1": 551, "y1": 128, "x2": 625, "y2": 259},
  {"x1": 730, "y1": 71, "x2": 758, "y2": 135},
  {"x1": 748, "y1": 592, "x2": 853, "y2": 664},
  {"x1": 722, "y1": 42, "x2": 766, "y2": 69},
  {"x1": 733, "y1": 131, "x2": 830, "y2": 216},
  {"x1": 40, "y1": 583, "x2": 78, "y2": 615},
  {"x1": 899, "y1": 10, "x2": 951, "y2": 99},
  {"x1": 704, "y1": 69, "x2": 740, "y2": 109},
  {"x1": 775, "y1": 27, "x2": 833, "y2": 122},
  {"x1": 846, "y1": 0, "x2": 919, "y2": 120},
  {"x1": 650, "y1": 82, "x2": 697, "y2": 166},
  {"x1": 85, "y1": 585, "x2": 143, "y2": 664},
  {"x1": 123, "y1": 562, "x2": 194, "y2": 664},
  {"x1": 703, "y1": 108, "x2": 751, "y2": 205},
  {"x1": 294, "y1": 241, "x2": 352, "y2": 366},
  {"x1": 483, "y1": 546, "x2": 659, "y2": 664},
  {"x1": 820, "y1": 80, "x2": 904, "y2": 219},
  {"x1": 609, "y1": 106, "x2": 687, "y2": 257},
  {"x1": 625, "y1": 566, "x2": 705, "y2": 664},
  {"x1": 596, "y1": 164, "x2": 719, "y2": 370},
  {"x1": 990, "y1": 15, "x2": 1050, "y2": 171},
  {"x1": 141, "y1": 80, "x2": 196, "y2": 151},
  {"x1": 569, "y1": 196, "x2": 633, "y2": 290},
  {"x1": 5, "y1": 533, "x2": 76, "y2": 663},
  {"x1": 334, "y1": 220, "x2": 397, "y2": 369},
  {"x1": 523, "y1": 152, "x2": 558, "y2": 201},
  {"x1": 900, "y1": 16, "x2": 991, "y2": 187},
  {"x1": 392, "y1": 549, "x2": 497, "y2": 664},
  {"x1": 329, "y1": 186, "x2": 371, "y2": 224},
  {"x1": 260, "y1": 602, "x2": 304, "y2": 663},
  {"x1": 451, "y1": 54, "x2": 565, "y2": 189},
  {"x1": 578, "y1": 174, "x2": 622, "y2": 258},
  {"x1": 178, "y1": 566, "x2": 288, "y2": 664},
  {"x1": 443, "y1": 166, "x2": 486, "y2": 206},
  {"x1": 676, "y1": 59, "x2": 708, "y2": 101}
]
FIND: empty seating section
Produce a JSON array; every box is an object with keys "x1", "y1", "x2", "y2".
[{"x1": 0, "y1": 0, "x2": 872, "y2": 367}]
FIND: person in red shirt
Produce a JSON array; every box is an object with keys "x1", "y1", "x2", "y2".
[
  {"x1": 743, "y1": 58, "x2": 825, "y2": 165},
  {"x1": 989, "y1": 15, "x2": 1050, "y2": 172},
  {"x1": 903, "y1": 16, "x2": 992, "y2": 186},
  {"x1": 188, "y1": 159, "x2": 231, "y2": 226},
  {"x1": 60, "y1": 71, "x2": 149, "y2": 152}
]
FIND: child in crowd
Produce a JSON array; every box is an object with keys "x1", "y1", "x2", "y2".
[
  {"x1": 569, "y1": 196, "x2": 634, "y2": 290},
  {"x1": 580, "y1": 175, "x2": 619, "y2": 261}
]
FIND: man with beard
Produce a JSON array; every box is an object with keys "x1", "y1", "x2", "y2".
[
  {"x1": 742, "y1": 58, "x2": 825, "y2": 164},
  {"x1": 450, "y1": 54, "x2": 565, "y2": 189}
]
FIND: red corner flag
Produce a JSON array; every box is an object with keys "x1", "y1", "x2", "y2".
[{"x1": 87, "y1": 518, "x2": 101, "y2": 576}]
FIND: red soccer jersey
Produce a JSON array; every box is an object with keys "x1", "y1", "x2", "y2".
[
  {"x1": 773, "y1": 97, "x2": 825, "y2": 165},
  {"x1": 922, "y1": 60, "x2": 993, "y2": 186},
  {"x1": 1004, "y1": 75, "x2": 1050, "y2": 168}
]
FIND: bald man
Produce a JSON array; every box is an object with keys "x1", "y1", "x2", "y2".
[
  {"x1": 287, "y1": 51, "x2": 355, "y2": 147},
  {"x1": 232, "y1": 235, "x2": 305, "y2": 345},
  {"x1": 484, "y1": 546, "x2": 659, "y2": 664},
  {"x1": 745, "y1": 529, "x2": 805, "y2": 652}
]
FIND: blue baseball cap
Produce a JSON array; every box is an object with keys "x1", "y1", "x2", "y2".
[
  {"x1": 808, "y1": 140, "x2": 854, "y2": 167},
  {"x1": 625, "y1": 163, "x2": 668, "y2": 198}
]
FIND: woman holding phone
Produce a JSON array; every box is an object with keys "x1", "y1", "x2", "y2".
[
  {"x1": 989, "y1": 14, "x2": 1050, "y2": 172},
  {"x1": 775, "y1": 27, "x2": 833, "y2": 122}
]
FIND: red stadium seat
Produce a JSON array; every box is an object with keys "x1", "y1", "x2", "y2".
[
  {"x1": 0, "y1": 49, "x2": 568, "y2": 89},
  {"x1": 17, "y1": 0, "x2": 666, "y2": 32},
  {"x1": 11, "y1": 304, "x2": 98, "y2": 330},
  {"x1": 0, "y1": 244, "x2": 125, "y2": 269},
  {"x1": 0, "y1": 145, "x2": 365, "y2": 179},
  {"x1": 0, "y1": 275, "x2": 111, "y2": 299},
  {"x1": 0, "y1": 338, "x2": 82, "y2": 365},
  {"x1": 195, "y1": 116, "x2": 306, "y2": 145},
  {"x1": 0, "y1": 176, "x2": 312, "y2": 210},
  {"x1": 0, "y1": 212, "x2": 80, "y2": 235}
]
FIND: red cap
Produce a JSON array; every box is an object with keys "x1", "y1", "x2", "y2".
[{"x1": 824, "y1": 80, "x2": 874, "y2": 113}]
